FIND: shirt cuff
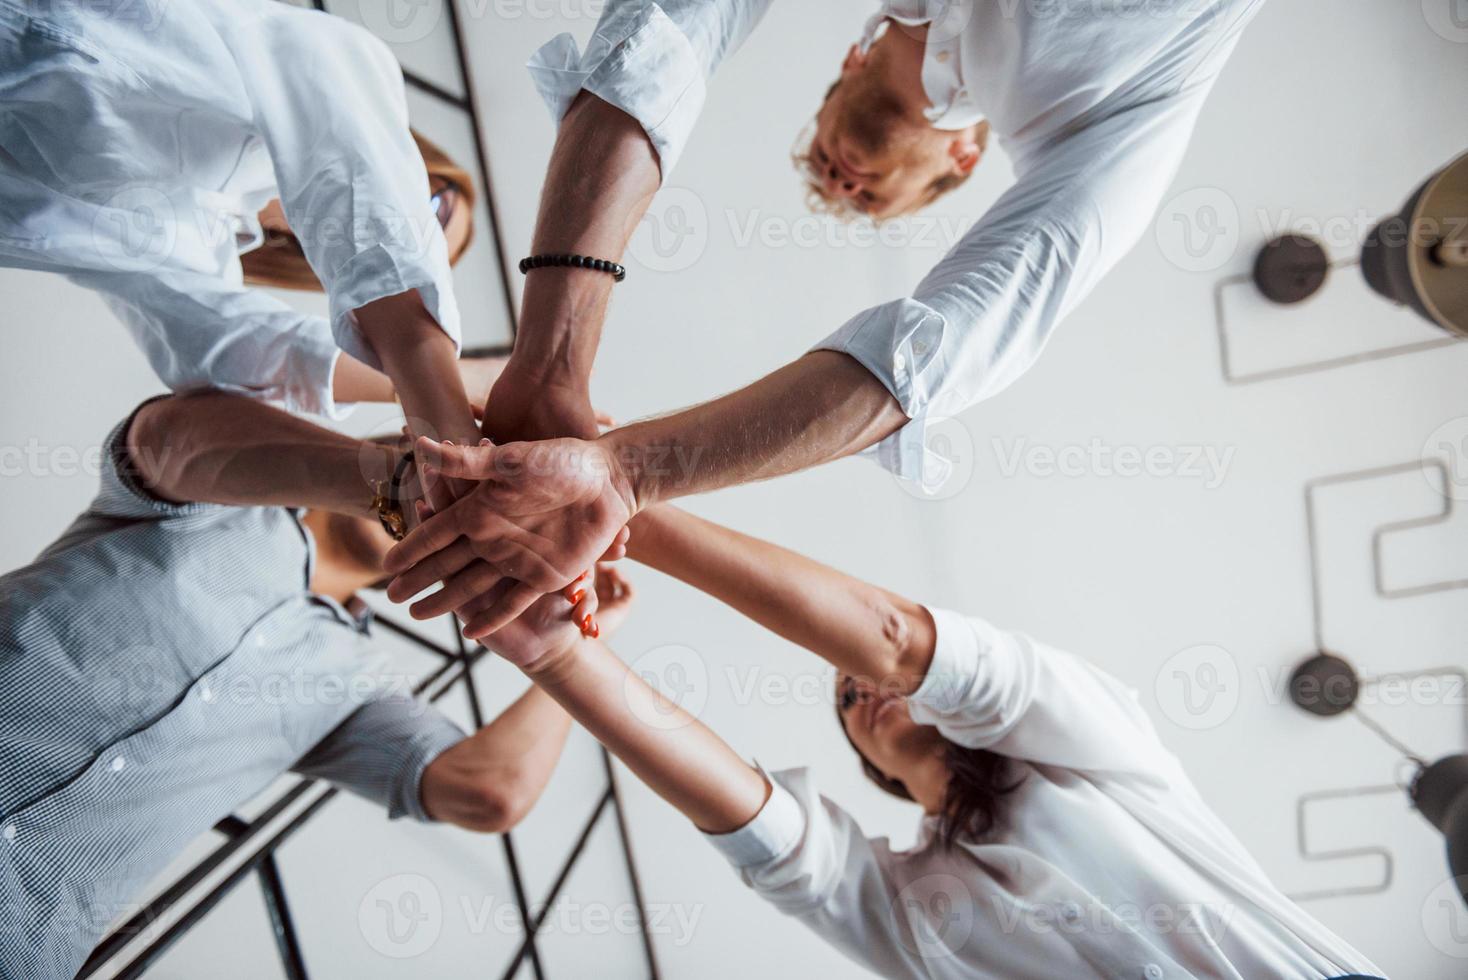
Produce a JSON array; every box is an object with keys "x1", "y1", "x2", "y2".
[
  {"x1": 282, "y1": 330, "x2": 348, "y2": 420},
  {"x1": 327, "y1": 244, "x2": 463, "y2": 374},
  {"x1": 703, "y1": 766, "x2": 805, "y2": 869},
  {"x1": 812, "y1": 298, "x2": 952, "y2": 491},
  {"x1": 527, "y1": 2, "x2": 706, "y2": 181},
  {"x1": 907, "y1": 605, "x2": 984, "y2": 721},
  {"x1": 391, "y1": 718, "x2": 466, "y2": 823}
]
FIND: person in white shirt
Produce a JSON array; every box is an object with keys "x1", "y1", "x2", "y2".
[
  {"x1": 384, "y1": 0, "x2": 1271, "y2": 635},
  {"x1": 0, "y1": 0, "x2": 483, "y2": 449},
  {"x1": 459, "y1": 506, "x2": 1388, "y2": 980}
]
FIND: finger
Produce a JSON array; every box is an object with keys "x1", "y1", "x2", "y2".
[
  {"x1": 571, "y1": 581, "x2": 600, "y2": 624},
  {"x1": 385, "y1": 502, "x2": 467, "y2": 574},
  {"x1": 561, "y1": 569, "x2": 591, "y2": 605},
  {"x1": 454, "y1": 578, "x2": 517, "y2": 624},
  {"x1": 410, "y1": 561, "x2": 505, "y2": 620},
  {"x1": 462, "y1": 582, "x2": 542, "y2": 640},
  {"x1": 416, "y1": 436, "x2": 500, "y2": 481},
  {"x1": 597, "y1": 525, "x2": 631, "y2": 563},
  {"x1": 385, "y1": 538, "x2": 476, "y2": 602},
  {"x1": 595, "y1": 410, "x2": 617, "y2": 428},
  {"x1": 423, "y1": 453, "x2": 458, "y2": 515}
]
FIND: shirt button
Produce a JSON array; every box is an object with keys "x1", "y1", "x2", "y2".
[
  {"x1": 1061, "y1": 902, "x2": 1081, "y2": 921},
  {"x1": 200, "y1": 685, "x2": 215, "y2": 703},
  {"x1": 893, "y1": 353, "x2": 907, "y2": 372},
  {"x1": 1143, "y1": 966, "x2": 1163, "y2": 979},
  {"x1": 2, "y1": 824, "x2": 15, "y2": 842},
  {"x1": 110, "y1": 756, "x2": 127, "y2": 772},
  {"x1": 936, "y1": 49, "x2": 951, "y2": 63},
  {"x1": 255, "y1": 635, "x2": 266, "y2": 648}
]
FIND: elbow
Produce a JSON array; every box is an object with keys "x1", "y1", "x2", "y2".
[
  {"x1": 877, "y1": 599, "x2": 936, "y2": 682},
  {"x1": 126, "y1": 396, "x2": 189, "y2": 500},
  {"x1": 453, "y1": 775, "x2": 537, "y2": 835}
]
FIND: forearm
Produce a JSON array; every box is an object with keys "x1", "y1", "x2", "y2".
[
  {"x1": 512, "y1": 93, "x2": 661, "y2": 384},
  {"x1": 354, "y1": 289, "x2": 480, "y2": 445},
  {"x1": 629, "y1": 507, "x2": 935, "y2": 689},
  {"x1": 421, "y1": 686, "x2": 571, "y2": 829},
  {"x1": 528, "y1": 640, "x2": 768, "y2": 834},
  {"x1": 129, "y1": 392, "x2": 396, "y2": 515},
  {"x1": 331, "y1": 353, "x2": 396, "y2": 404},
  {"x1": 605, "y1": 351, "x2": 907, "y2": 509}
]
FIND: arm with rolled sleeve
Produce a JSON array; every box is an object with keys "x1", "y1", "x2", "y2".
[
  {"x1": 291, "y1": 695, "x2": 466, "y2": 822},
  {"x1": 82, "y1": 268, "x2": 345, "y2": 418},
  {"x1": 816, "y1": 94, "x2": 1211, "y2": 486},
  {"x1": 529, "y1": 0, "x2": 777, "y2": 180},
  {"x1": 911, "y1": 606, "x2": 1183, "y2": 783},
  {"x1": 220, "y1": 7, "x2": 461, "y2": 368}
]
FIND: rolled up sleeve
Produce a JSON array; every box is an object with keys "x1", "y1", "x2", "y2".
[
  {"x1": 83, "y1": 267, "x2": 346, "y2": 419},
  {"x1": 291, "y1": 697, "x2": 465, "y2": 823},
  {"x1": 528, "y1": 0, "x2": 774, "y2": 180},
  {"x1": 224, "y1": 7, "x2": 461, "y2": 369},
  {"x1": 910, "y1": 606, "x2": 1183, "y2": 783},
  {"x1": 814, "y1": 94, "x2": 1209, "y2": 491}
]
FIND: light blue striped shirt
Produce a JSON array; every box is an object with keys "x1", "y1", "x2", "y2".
[{"x1": 0, "y1": 404, "x2": 465, "y2": 979}]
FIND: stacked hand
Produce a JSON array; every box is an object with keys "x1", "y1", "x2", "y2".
[
  {"x1": 384, "y1": 406, "x2": 636, "y2": 640},
  {"x1": 482, "y1": 564, "x2": 635, "y2": 671}
]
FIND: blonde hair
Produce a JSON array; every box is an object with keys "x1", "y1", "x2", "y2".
[{"x1": 241, "y1": 130, "x2": 476, "y2": 291}]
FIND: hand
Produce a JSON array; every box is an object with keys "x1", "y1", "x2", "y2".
[
  {"x1": 384, "y1": 436, "x2": 636, "y2": 638},
  {"x1": 482, "y1": 361, "x2": 600, "y2": 444},
  {"x1": 588, "y1": 563, "x2": 635, "y2": 638}
]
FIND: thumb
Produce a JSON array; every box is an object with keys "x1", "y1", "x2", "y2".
[{"x1": 416, "y1": 435, "x2": 499, "y2": 480}]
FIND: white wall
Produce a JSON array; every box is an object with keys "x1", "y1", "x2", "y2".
[{"x1": 3, "y1": 0, "x2": 1468, "y2": 977}]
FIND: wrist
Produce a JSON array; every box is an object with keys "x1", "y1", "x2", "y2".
[
  {"x1": 521, "y1": 637, "x2": 590, "y2": 686},
  {"x1": 598, "y1": 427, "x2": 652, "y2": 517},
  {"x1": 512, "y1": 284, "x2": 608, "y2": 384}
]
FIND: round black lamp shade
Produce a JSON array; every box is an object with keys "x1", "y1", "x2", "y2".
[
  {"x1": 1360, "y1": 150, "x2": 1468, "y2": 338},
  {"x1": 1411, "y1": 754, "x2": 1468, "y2": 908},
  {"x1": 1287, "y1": 652, "x2": 1359, "y2": 717}
]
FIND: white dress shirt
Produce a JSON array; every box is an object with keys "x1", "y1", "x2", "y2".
[
  {"x1": 529, "y1": 0, "x2": 1264, "y2": 488},
  {"x1": 0, "y1": 0, "x2": 460, "y2": 417},
  {"x1": 705, "y1": 607, "x2": 1383, "y2": 980}
]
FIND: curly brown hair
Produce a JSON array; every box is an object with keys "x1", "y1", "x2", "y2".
[{"x1": 836, "y1": 695, "x2": 1023, "y2": 849}]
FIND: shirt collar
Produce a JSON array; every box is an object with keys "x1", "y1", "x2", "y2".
[{"x1": 862, "y1": 4, "x2": 985, "y2": 132}]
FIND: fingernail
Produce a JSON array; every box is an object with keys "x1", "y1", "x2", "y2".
[
  {"x1": 480, "y1": 437, "x2": 492, "y2": 446},
  {"x1": 588, "y1": 621, "x2": 600, "y2": 639},
  {"x1": 569, "y1": 589, "x2": 585, "y2": 605},
  {"x1": 575, "y1": 570, "x2": 590, "y2": 583}
]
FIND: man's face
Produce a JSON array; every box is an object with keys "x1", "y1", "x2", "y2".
[{"x1": 800, "y1": 39, "x2": 983, "y2": 221}]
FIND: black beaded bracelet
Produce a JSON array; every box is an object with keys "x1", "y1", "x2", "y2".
[{"x1": 518, "y1": 253, "x2": 627, "y2": 282}]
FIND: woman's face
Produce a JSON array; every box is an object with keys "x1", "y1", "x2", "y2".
[{"x1": 837, "y1": 674, "x2": 945, "y2": 785}]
